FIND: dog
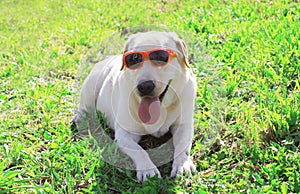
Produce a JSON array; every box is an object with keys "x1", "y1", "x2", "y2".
[{"x1": 73, "y1": 31, "x2": 196, "y2": 182}]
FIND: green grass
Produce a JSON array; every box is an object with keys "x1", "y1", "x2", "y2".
[{"x1": 0, "y1": 0, "x2": 299, "y2": 193}]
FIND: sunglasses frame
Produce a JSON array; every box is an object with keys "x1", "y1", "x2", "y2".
[{"x1": 122, "y1": 48, "x2": 176, "y2": 70}]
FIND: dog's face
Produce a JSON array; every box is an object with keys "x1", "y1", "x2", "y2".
[{"x1": 121, "y1": 32, "x2": 190, "y2": 125}]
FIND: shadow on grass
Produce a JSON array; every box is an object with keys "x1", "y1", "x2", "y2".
[{"x1": 71, "y1": 120, "x2": 182, "y2": 193}]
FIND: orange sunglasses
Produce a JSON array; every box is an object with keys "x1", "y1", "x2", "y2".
[{"x1": 122, "y1": 48, "x2": 176, "y2": 70}]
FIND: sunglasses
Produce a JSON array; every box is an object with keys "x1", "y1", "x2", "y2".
[{"x1": 123, "y1": 48, "x2": 176, "y2": 70}]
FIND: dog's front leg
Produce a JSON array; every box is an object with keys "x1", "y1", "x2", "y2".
[
  {"x1": 170, "y1": 124, "x2": 196, "y2": 178},
  {"x1": 115, "y1": 128, "x2": 161, "y2": 182}
]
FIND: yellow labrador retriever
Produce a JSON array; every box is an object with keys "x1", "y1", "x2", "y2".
[{"x1": 74, "y1": 31, "x2": 196, "y2": 182}]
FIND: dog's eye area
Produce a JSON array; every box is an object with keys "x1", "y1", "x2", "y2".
[
  {"x1": 125, "y1": 53, "x2": 143, "y2": 69},
  {"x1": 149, "y1": 50, "x2": 169, "y2": 66}
]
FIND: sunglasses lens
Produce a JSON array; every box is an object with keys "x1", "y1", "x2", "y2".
[
  {"x1": 149, "y1": 50, "x2": 169, "y2": 66},
  {"x1": 125, "y1": 53, "x2": 143, "y2": 69}
]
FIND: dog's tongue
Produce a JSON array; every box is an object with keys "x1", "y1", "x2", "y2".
[{"x1": 138, "y1": 97, "x2": 160, "y2": 124}]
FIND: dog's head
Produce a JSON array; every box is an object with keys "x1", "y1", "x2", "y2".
[{"x1": 121, "y1": 31, "x2": 190, "y2": 124}]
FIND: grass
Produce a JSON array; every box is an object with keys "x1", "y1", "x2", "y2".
[{"x1": 0, "y1": 0, "x2": 299, "y2": 193}]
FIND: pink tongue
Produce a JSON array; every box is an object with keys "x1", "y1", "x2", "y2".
[{"x1": 138, "y1": 97, "x2": 161, "y2": 124}]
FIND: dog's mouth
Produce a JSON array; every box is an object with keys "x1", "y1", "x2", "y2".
[
  {"x1": 138, "y1": 80, "x2": 172, "y2": 124},
  {"x1": 159, "y1": 80, "x2": 171, "y2": 102}
]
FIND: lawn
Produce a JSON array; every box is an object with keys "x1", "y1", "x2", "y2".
[{"x1": 0, "y1": 0, "x2": 299, "y2": 193}]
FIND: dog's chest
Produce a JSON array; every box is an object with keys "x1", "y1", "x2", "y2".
[{"x1": 143, "y1": 109, "x2": 178, "y2": 138}]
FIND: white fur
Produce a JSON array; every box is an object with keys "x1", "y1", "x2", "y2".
[{"x1": 74, "y1": 31, "x2": 196, "y2": 182}]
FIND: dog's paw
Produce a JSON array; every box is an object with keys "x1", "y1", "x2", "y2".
[
  {"x1": 137, "y1": 168, "x2": 161, "y2": 182},
  {"x1": 170, "y1": 158, "x2": 196, "y2": 178}
]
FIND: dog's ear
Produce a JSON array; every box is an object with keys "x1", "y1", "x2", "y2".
[
  {"x1": 171, "y1": 32, "x2": 190, "y2": 68},
  {"x1": 177, "y1": 40, "x2": 190, "y2": 68},
  {"x1": 121, "y1": 33, "x2": 137, "y2": 71},
  {"x1": 120, "y1": 42, "x2": 128, "y2": 71}
]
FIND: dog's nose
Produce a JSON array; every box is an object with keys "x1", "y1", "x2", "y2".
[{"x1": 137, "y1": 80, "x2": 155, "y2": 96}]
